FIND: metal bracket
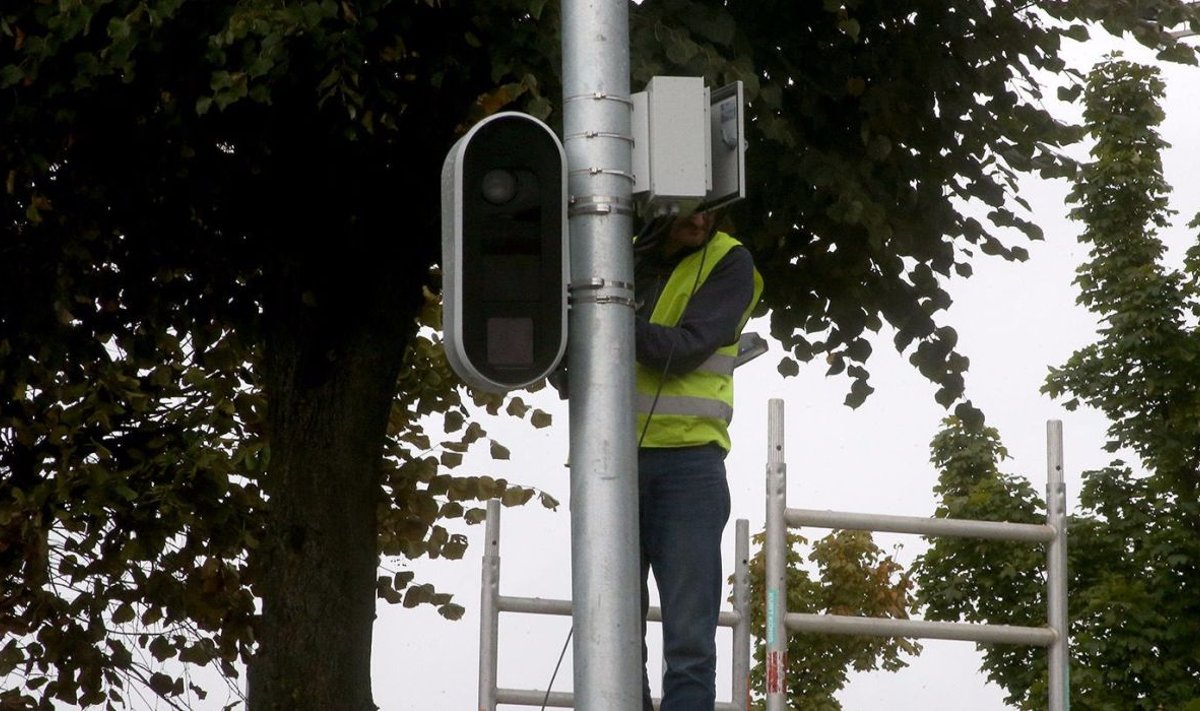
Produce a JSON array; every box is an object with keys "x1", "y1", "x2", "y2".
[
  {"x1": 564, "y1": 130, "x2": 635, "y2": 144},
  {"x1": 568, "y1": 195, "x2": 636, "y2": 217},
  {"x1": 568, "y1": 167, "x2": 636, "y2": 183},
  {"x1": 563, "y1": 92, "x2": 635, "y2": 107},
  {"x1": 568, "y1": 278, "x2": 637, "y2": 308}
]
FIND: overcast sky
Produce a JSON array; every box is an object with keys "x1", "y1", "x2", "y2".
[{"x1": 374, "y1": 33, "x2": 1200, "y2": 711}]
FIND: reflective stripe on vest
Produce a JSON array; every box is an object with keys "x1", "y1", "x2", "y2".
[
  {"x1": 634, "y1": 392, "x2": 734, "y2": 422},
  {"x1": 695, "y1": 351, "x2": 737, "y2": 377}
]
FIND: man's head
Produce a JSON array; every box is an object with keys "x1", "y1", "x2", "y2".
[{"x1": 663, "y1": 210, "x2": 718, "y2": 255}]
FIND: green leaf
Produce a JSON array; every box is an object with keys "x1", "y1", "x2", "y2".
[
  {"x1": 1, "y1": 65, "x2": 25, "y2": 89},
  {"x1": 505, "y1": 398, "x2": 529, "y2": 417},
  {"x1": 147, "y1": 672, "x2": 176, "y2": 696},
  {"x1": 438, "y1": 603, "x2": 466, "y2": 620},
  {"x1": 403, "y1": 583, "x2": 435, "y2": 608},
  {"x1": 178, "y1": 642, "x2": 213, "y2": 665},
  {"x1": 500, "y1": 487, "x2": 530, "y2": 507},
  {"x1": 111, "y1": 604, "x2": 136, "y2": 624},
  {"x1": 838, "y1": 18, "x2": 861, "y2": 42}
]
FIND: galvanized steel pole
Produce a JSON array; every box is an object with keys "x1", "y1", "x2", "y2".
[
  {"x1": 561, "y1": 1, "x2": 642, "y2": 708},
  {"x1": 764, "y1": 399, "x2": 788, "y2": 711},
  {"x1": 1046, "y1": 420, "x2": 1070, "y2": 711}
]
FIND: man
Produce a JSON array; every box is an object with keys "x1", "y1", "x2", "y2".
[{"x1": 634, "y1": 209, "x2": 762, "y2": 710}]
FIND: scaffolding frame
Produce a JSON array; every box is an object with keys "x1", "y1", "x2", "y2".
[
  {"x1": 477, "y1": 499, "x2": 752, "y2": 710},
  {"x1": 762, "y1": 398, "x2": 1070, "y2": 711}
]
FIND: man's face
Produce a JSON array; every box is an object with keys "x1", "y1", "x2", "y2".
[{"x1": 664, "y1": 211, "x2": 717, "y2": 254}]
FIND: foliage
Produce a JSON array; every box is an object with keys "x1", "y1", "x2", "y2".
[
  {"x1": 1044, "y1": 54, "x2": 1200, "y2": 710},
  {"x1": 0, "y1": 281, "x2": 555, "y2": 709},
  {"x1": 0, "y1": 297, "x2": 263, "y2": 709},
  {"x1": 4, "y1": 0, "x2": 1200, "y2": 707},
  {"x1": 2, "y1": 1, "x2": 565, "y2": 708},
  {"x1": 911, "y1": 419, "x2": 1049, "y2": 705},
  {"x1": 744, "y1": 530, "x2": 919, "y2": 709},
  {"x1": 627, "y1": 0, "x2": 1200, "y2": 413},
  {"x1": 377, "y1": 293, "x2": 560, "y2": 617},
  {"x1": 916, "y1": 57, "x2": 1200, "y2": 710}
]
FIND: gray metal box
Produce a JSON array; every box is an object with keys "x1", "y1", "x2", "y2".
[{"x1": 631, "y1": 76, "x2": 711, "y2": 207}]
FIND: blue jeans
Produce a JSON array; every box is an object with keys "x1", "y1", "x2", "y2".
[{"x1": 638, "y1": 444, "x2": 730, "y2": 711}]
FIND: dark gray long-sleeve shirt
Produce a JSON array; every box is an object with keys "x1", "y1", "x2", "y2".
[{"x1": 634, "y1": 242, "x2": 756, "y2": 377}]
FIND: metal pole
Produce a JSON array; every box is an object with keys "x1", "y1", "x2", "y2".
[
  {"x1": 784, "y1": 612, "x2": 1056, "y2": 646},
  {"x1": 478, "y1": 500, "x2": 501, "y2": 711},
  {"x1": 764, "y1": 399, "x2": 787, "y2": 711},
  {"x1": 732, "y1": 519, "x2": 750, "y2": 711},
  {"x1": 787, "y1": 508, "x2": 1056, "y2": 543},
  {"x1": 1046, "y1": 420, "x2": 1070, "y2": 711},
  {"x1": 561, "y1": 0, "x2": 641, "y2": 708}
]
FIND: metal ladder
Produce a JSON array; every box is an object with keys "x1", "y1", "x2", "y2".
[{"x1": 477, "y1": 499, "x2": 752, "y2": 710}]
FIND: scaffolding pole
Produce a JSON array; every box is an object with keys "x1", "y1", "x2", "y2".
[
  {"x1": 764, "y1": 399, "x2": 787, "y2": 711},
  {"x1": 763, "y1": 399, "x2": 1071, "y2": 709},
  {"x1": 478, "y1": 501, "x2": 751, "y2": 710},
  {"x1": 1046, "y1": 420, "x2": 1070, "y2": 711}
]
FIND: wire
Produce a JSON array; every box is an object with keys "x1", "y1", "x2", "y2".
[
  {"x1": 632, "y1": 215, "x2": 673, "y2": 257},
  {"x1": 636, "y1": 236, "x2": 710, "y2": 448},
  {"x1": 539, "y1": 626, "x2": 574, "y2": 711},
  {"x1": 538, "y1": 220, "x2": 715, "y2": 708}
]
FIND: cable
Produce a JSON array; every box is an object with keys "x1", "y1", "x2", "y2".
[
  {"x1": 636, "y1": 236, "x2": 710, "y2": 448},
  {"x1": 539, "y1": 626, "x2": 573, "y2": 711},
  {"x1": 538, "y1": 220, "x2": 714, "y2": 708},
  {"x1": 632, "y1": 215, "x2": 674, "y2": 257}
]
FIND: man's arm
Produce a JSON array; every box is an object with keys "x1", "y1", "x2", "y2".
[{"x1": 635, "y1": 247, "x2": 755, "y2": 376}]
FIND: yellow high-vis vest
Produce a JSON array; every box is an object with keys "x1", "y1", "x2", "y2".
[{"x1": 635, "y1": 231, "x2": 764, "y2": 451}]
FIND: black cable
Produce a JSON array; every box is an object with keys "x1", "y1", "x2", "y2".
[
  {"x1": 539, "y1": 221, "x2": 714, "y2": 708},
  {"x1": 636, "y1": 237, "x2": 710, "y2": 448},
  {"x1": 632, "y1": 215, "x2": 673, "y2": 257},
  {"x1": 539, "y1": 626, "x2": 573, "y2": 711}
]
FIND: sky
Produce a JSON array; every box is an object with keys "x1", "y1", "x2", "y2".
[{"x1": 367, "y1": 33, "x2": 1200, "y2": 711}]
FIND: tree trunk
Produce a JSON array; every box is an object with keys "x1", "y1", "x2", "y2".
[{"x1": 249, "y1": 238, "x2": 418, "y2": 710}]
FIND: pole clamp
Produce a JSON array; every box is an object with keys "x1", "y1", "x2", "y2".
[
  {"x1": 564, "y1": 130, "x2": 635, "y2": 144},
  {"x1": 569, "y1": 278, "x2": 637, "y2": 308},
  {"x1": 569, "y1": 195, "x2": 636, "y2": 217},
  {"x1": 563, "y1": 92, "x2": 635, "y2": 107},
  {"x1": 568, "y1": 167, "x2": 636, "y2": 183}
]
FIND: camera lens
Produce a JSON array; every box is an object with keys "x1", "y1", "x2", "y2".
[{"x1": 481, "y1": 169, "x2": 517, "y2": 205}]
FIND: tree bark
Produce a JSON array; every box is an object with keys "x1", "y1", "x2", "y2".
[{"x1": 249, "y1": 235, "x2": 419, "y2": 710}]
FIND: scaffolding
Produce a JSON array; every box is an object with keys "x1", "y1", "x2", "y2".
[
  {"x1": 477, "y1": 499, "x2": 752, "y2": 710},
  {"x1": 477, "y1": 398, "x2": 1070, "y2": 710},
  {"x1": 763, "y1": 398, "x2": 1070, "y2": 711}
]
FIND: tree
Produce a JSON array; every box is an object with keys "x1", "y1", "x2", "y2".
[
  {"x1": 1, "y1": 3, "x2": 560, "y2": 709},
  {"x1": 915, "y1": 57, "x2": 1200, "y2": 710},
  {"x1": 743, "y1": 531, "x2": 919, "y2": 710},
  {"x1": 912, "y1": 419, "x2": 1052, "y2": 706},
  {"x1": 4, "y1": 1, "x2": 1200, "y2": 709}
]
